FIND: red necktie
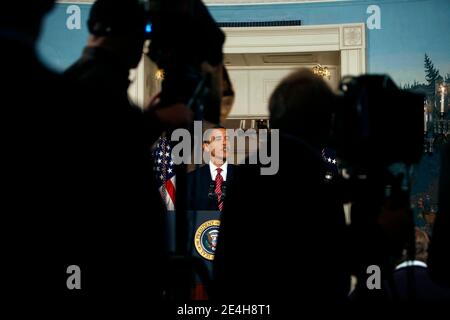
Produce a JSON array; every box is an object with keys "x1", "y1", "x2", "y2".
[{"x1": 215, "y1": 168, "x2": 224, "y2": 212}]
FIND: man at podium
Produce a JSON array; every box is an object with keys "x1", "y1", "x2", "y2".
[{"x1": 187, "y1": 126, "x2": 235, "y2": 212}]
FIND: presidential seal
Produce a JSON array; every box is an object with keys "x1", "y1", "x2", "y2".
[{"x1": 194, "y1": 220, "x2": 221, "y2": 261}]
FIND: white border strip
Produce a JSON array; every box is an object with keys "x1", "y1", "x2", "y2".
[{"x1": 57, "y1": 0, "x2": 348, "y2": 6}]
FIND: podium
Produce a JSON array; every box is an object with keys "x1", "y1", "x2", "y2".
[{"x1": 166, "y1": 210, "x2": 222, "y2": 276}]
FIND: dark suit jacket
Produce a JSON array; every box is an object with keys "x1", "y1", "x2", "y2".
[
  {"x1": 187, "y1": 164, "x2": 235, "y2": 211},
  {"x1": 63, "y1": 47, "x2": 167, "y2": 302},
  {"x1": 213, "y1": 133, "x2": 349, "y2": 307},
  {"x1": 1, "y1": 35, "x2": 107, "y2": 305},
  {"x1": 384, "y1": 266, "x2": 450, "y2": 301},
  {"x1": 429, "y1": 142, "x2": 450, "y2": 288}
]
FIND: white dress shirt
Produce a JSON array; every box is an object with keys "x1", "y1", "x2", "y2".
[
  {"x1": 209, "y1": 161, "x2": 228, "y2": 181},
  {"x1": 395, "y1": 260, "x2": 428, "y2": 270}
]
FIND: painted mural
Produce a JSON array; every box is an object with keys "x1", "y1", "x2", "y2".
[{"x1": 38, "y1": 0, "x2": 450, "y2": 233}]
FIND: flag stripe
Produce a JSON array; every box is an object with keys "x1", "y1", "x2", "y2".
[
  {"x1": 166, "y1": 177, "x2": 176, "y2": 206},
  {"x1": 153, "y1": 136, "x2": 176, "y2": 210}
]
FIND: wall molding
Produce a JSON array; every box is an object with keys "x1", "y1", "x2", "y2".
[
  {"x1": 205, "y1": 0, "x2": 343, "y2": 5},
  {"x1": 222, "y1": 23, "x2": 366, "y2": 75},
  {"x1": 56, "y1": 0, "x2": 344, "y2": 5},
  {"x1": 57, "y1": 0, "x2": 93, "y2": 3},
  {"x1": 222, "y1": 23, "x2": 365, "y2": 117}
]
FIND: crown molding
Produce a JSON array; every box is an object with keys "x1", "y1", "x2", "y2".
[
  {"x1": 205, "y1": 0, "x2": 343, "y2": 5},
  {"x1": 57, "y1": 0, "x2": 93, "y2": 3},
  {"x1": 56, "y1": 0, "x2": 344, "y2": 5}
]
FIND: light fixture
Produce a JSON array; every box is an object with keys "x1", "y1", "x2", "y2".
[
  {"x1": 424, "y1": 81, "x2": 449, "y2": 154},
  {"x1": 155, "y1": 69, "x2": 165, "y2": 81},
  {"x1": 312, "y1": 64, "x2": 331, "y2": 80}
]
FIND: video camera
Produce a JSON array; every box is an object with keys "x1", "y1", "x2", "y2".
[
  {"x1": 141, "y1": 0, "x2": 226, "y2": 124},
  {"x1": 331, "y1": 75, "x2": 424, "y2": 175},
  {"x1": 329, "y1": 76, "x2": 425, "y2": 282}
]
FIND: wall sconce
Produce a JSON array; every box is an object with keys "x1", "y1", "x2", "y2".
[
  {"x1": 155, "y1": 69, "x2": 165, "y2": 81},
  {"x1": 312, "y1": 64, "x2": 331, "y2": 80}
]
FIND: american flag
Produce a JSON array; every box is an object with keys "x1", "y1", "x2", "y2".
[
  {"x1": 322, "y1": 148, "x2": 338, "y2": 181},
  {"x1": 153, "y1": 135, "x2": 176, "y2": 210}
]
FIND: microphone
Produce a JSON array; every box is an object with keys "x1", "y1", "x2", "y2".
[
  {"x1": 208, "y1": 181, "x2": 216, "y2": 200},
  {"x1": 208, "y1": 181, "x2": 227, "y2": 200},
  {"x1": 221, "y1": 184, "x2": 227, "y2": 198}
]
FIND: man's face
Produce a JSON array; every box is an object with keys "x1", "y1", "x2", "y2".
[{"x1": 205, "y1": 128, "x2": 229, "y2": 163}]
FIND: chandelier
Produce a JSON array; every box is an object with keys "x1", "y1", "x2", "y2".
[
  {"x1": 312, "y1": 64, "x2": 331, "y2": 80},
  {"x1": 424, "y1": 82, "x2": 449, "y2": 154},
  {"x1": 155, "y1": 69, "x2": 165, "y2": 81}
]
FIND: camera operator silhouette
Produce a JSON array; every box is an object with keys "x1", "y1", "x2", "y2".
[
  {"x1": 2, "y1": 0, "x2": 67, "y2": 302},
  {"x1": 63, "y1": 0, "x2": 193, "y2": 304},
  {"x1": 382, "y1": 228, "x2": 450, "y2": 301},
  {"x1": 213, "y1": 69, "x2": 349, "y2": 309},
  {"x1": 220, "y1": 65, "x2": 235, "y2": 125},
  {"x1": 0, "y1": 0, "x2": 117, "y2": 305},
  {"x1": 429, "y1": 142, "x2": 450, "y2": 289},
  {"x1": 1, "y1": 0, "x2": 155, "y2": 310}
]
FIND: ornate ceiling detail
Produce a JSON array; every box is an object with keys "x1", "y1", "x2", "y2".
[{"x1": 342, "y1": 26, "x2": 363, "y2": 47}]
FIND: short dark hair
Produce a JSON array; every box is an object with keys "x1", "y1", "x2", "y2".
[
  {"x1": 415, "y1": 228, "x2": 430, "y2": 262},
  {"x1": 1, "y1": 1, "x2": 55, "y2": 30},
  {"x1": 222, "y1": 66, "x2": 234, "y2": 97},
  {"x1": 88, "y1": 0, "x2": 146, "y2": 37},
  {"x1": 203, "y1": 125, "x2": 226, "y2": 143},
  {"x1": 269, "y1": 68, "x2": 335, "y2": 147}
]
